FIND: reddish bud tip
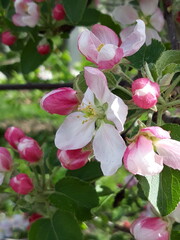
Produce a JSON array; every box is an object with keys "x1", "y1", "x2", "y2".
[
  {"x1": 4, "y1": 126, "x2": 25, "y2": 149},
  {"x1": 0, "y1": 147, "x2": 13, "y2": 172},
  {"x1": 10, "y1": 173, "x2": 34, "y2": 195},
  {"x1": 37, "y1": 44, "x2": 51, "y2": 55},
  {"x1": 1, "y1": 31, "x2": 16, "y2": 46},
  {"x1": 52, "y1": 4, "x2": 66, "y2": 21}
]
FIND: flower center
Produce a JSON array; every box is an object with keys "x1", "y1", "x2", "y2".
[
  {"x1": 78, "y1": 104, "x2": 96, "y2": 118},
  {"x1": 97, "y1": 43, "x2": 104, "y2": 52}
]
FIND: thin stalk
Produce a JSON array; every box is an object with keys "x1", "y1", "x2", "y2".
[
  {"x1": 157, "y1": 109, "x2": 164, "y2": 126},
  {"x1": 164, "y1": 76, "x2": 180, "y2": 100},
  {"x1": 115, "y1": 85, "x2": 132, "y2": 97},
  {"x1": 118, "y1": 71, "x2": 133, "y2": 84}
]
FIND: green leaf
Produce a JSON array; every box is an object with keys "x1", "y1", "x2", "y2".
[
  {"x1": 66, "y1": 161, "x2": 103, "y2": 181},
  {"x1": 62, "y1": 0, "x2": 88, "y2": 24},
  {"x1": 28, "y1": 210, "x2": 83, "y2": 240},
  {"x1": 156, "y1": 50, "x2": 180, "y2": 75},
  {"x1": 73, "y1": 71, "x2": 87, "y2": 93},
  {"x1": 138, "y1": 166, "x2": 180, "y2": 216},
  {"x1": 21, "y1": 38, "x2": 52, "y2": 74},
  {"x1": 0, "y1": 0, "x2": 10, "y2": 8},
  {"x1": 171, "y1": 230, "x2": 180, "y2": 240},
  {"x1": 127, "y1": 40, "x2": 165, "y2": 69},
  {"x1": 104, "y1": 72, "x2": 118, "y2": 89},
  {"x1": 99, "y1": 13, "x2": 121, "y2": 34},
  {"x1": 49, "y1": 192, "x2": 92, "y2": 221},
  {"x1": 162, "y1": 124, "x2": 180, "y2": 141},
  {"x1": 78, "y1": 8, "x2": 100, "y2": 26},
  {"x1": 55, "y1": 177, "x2": 99, "y2": 209}
]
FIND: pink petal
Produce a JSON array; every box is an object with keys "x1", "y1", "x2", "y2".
[
  {"x1": 97, "y1": 44, "x2": 123, "y2": 69},
  {"x1": 21, "y1": 15, "x2": 39, "y2": 27},
  {"x1": 84, "y1": 67, "x2": 109, "y2": 101},
  {"x1": 12, "y1": 14, "x2": 26, "y2": 26},
  {"x1": 140, "y1": 127, "x2": 171, "y2": 139},
  {"x1": 130, "y1": 216, "x2": 169, "y2": 240},
  {"x1": 169, "y1": 203, "x2": 180, "y2": 223},
  {"x1": 40, "y1": 87, "x2": 79, "y2": 115},
  {"x1": 123, "y1": 135, "x2": 164, "y2": 176},
  {"x1": 91, "y1": 24, "x2": 120, "y2": 46},
  {"x1": 139, "y1": 0, "x2": 159, "y2": 16},
  {"x1": 105, "y1": 92, "x2": 128, "y2": 132},
  {"x1": 112, "y1": 5, "x2": 138, "y2": 25},
  {"x1": 120, "y1": 19, "x2": 146, "y2": 57},
  {"x1": 78, "y1": 30, "x2": 101, "y2": 64},
  {"x1": 155, "y1": 139, "x2": 180, "y2": 170},
  {"x1": 145, "y1": 28, "x2": 161, "y2": 45},
  {"x1": 93, "y1": 123, "x2": 126, "y2": 176},
  {"x1": 150, "y1": 8, "x2": 165, "y2": 32},
  {"x1": 55, "y1": 112, "x2": 95, "y2": 150}
]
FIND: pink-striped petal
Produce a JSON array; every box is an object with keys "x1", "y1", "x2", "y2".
[
  {"x1": 155, "y1": 139, "x2": 180, "y2": 170},
  {"x1": 112, "y1": 5, "x2": 138, "y2": 25},
  {"x1": 139, "y1": 0, "x2": 159, "y2": 16},
  {"x1": 123, "y1": 135, "x2": 164, "y2": 176},
  {"x1": 93, "y1": 123, "x2": 126, "y2": 176},
  {"x1": 91, "y1": 24, "x2": 120, "y2": 46},
  {"x1": 150, "y1": 8, "x2": 165, "y2": 32},
  {"x1": 120, "y1": 19, "x2": 146, "y2": 57},
  {"x1": 140, "y1": 127, "x2": 171, "y2": 139},
  {"x1": 55, "y1": 112, "x2": 95, "y2": 150}
]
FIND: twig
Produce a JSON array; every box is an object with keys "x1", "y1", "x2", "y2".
[{"x1": 0, "y1": 83, "x2": 73, "y2": 90}]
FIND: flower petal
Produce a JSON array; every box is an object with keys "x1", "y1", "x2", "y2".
[
  {"x1": 91, "y1": 24, "x2": 120, "y2": 46},
  {"x1": 139, "y1": 0, "x2": 159, "y2": 16},
  {"x1": 105, "y1": 92, "x2": 128, "y2": 132},
  {"x1": 0, "y1": 173, "x2": 4, "y2": 185},
  {"x1": 140, "y1": 127, "x2": 171, "y2": 139},
  {"x1": 123, "y1": 136, "x2": 164, "y2": 176},
  {"x1": 155, "y1": 139, "x2": 180, "y2": 170},
  {"x1": 84, "y1": 67, "x2": 109, "y2": 101},
  {"x1": 112, "y1": 5, "x2": 138, "y2": 25},
  {"x1": 97, "y1": 44, "x2": 123, "y2": 69},
  {"x1": 120, "y1": 19, "x2": 146, "y2": 57},
  {"x1": 145, "y1": 28, "x2": 161, "y2": 45},
  {"x1": 55, "y1": 112, "x2": 95, "y2": 150},
  {"x1": 169, "y1": 203, "x2": 180, "y2": 223},
  {"x1": 93, "y1": 123, "x2": 126, "y2": 176},
  {"x1": 150, "y1": 8, "x2": 165, "y2": 32},
  {"x1": 78, "y1": 30, "x2": 101, "y2": 64},
  {"x1": 12, "y1": 14, "x2": 26, "y2": 26}
]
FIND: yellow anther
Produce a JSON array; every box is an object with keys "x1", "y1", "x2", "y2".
[{"x1": 97, "y1": 43, "x2": 104, "y2": 52}]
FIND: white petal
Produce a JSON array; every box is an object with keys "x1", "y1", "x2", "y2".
[
  {"x1": 0, "y1": 173, "x2": 4, "y2": 185},
  {"x1": 55, "y1": 112, "x2": 95, "y2": 150},
  {"x1": 145, "y1": 28, "x2": 161, "y2": 45},
  {"x1": 112, "y1": 5, "x2": 138, "y2": 25},
  {"x1": 140, "y1": 0, "x2": 159, "y2": 16},
  {"x1": 105, "y1": 92, "x2": 128, "y2": 132},
  {"x1": 155, "y1": 139, "x2": 180, "y2": 170},
  {"x1": 120, "y1": 19, "x2": 146, "y2": 56},
  {"x1": 93, "y1": 123, "x2": 126, "y2": 176},
  {"x1": 150, "y1": 8, "x2": 165, "y2": 32}
]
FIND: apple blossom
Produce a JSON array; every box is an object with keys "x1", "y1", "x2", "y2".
[
  {"x1": 132, "y1": 78, "x2": 160, "y2": 109},
  {"x1": 40, "y1": 87, "x2": 79, "y2": 115},
  {"x1": 17, "y1": 136, "x2": 43, "y2": 163},
  {"x1": 112, "y1": 0, "x2": 165, "y2": 45},
  {"x1": 12, "y1": 0, "x2": 39, "y2": 28},
  {"x1": 55, "y1": 67, "x2": 128, "y2": 176},
  {"x1": 10, "y1": 173, "x2": 34, "y2": 195},
  {"x1": 52, "y1": 4, "x2": 66, "y2": 21},
  {"x1": 78, "y1": 21, "x2": 145, "y2": 69},
  {"x1": 57, "y1": 148, "x2": 91, "y2": 170},
  {"x1": 0, "y1": 147, "x2": 13, "y2": 172},
  {"x1": 168, "y1": 202, "x2": 180, "y2": 223},
  {"x1": 130, "y1": 216, "x2": 169, "y2": 240},
  {"x1": 124, "y1": 126, "x2": 180, "y2": 175},
  {"x1": 1, "y1": 31, "x2": 16, "y2": 46},
  {"x1": 37, "y1": 44, "x2": 51, "y2": 55},
  {"x1": 4, "y1": 126, "x2": 25, "y2": 149}
]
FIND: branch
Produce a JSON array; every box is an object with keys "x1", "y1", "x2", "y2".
[
  {"x1": 162, "y1": 0, "x2": 179, "y2": 49},
  {"x1": 0, "y1": 83, "x2": 73, "y2": 91}
]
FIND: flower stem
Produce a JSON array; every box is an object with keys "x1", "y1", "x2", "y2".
[
  {"x1": 164, "y1": 76, "x2": 180, "y2": 100},
  {"x1": 115, "y1": 85, "x2": 132, "y2": 97},
  {"x1": 157, "y1": 109, "x2": 164, "y2": 126}
]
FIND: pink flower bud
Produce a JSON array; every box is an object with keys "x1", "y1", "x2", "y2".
[
  {"x1": 4, "y1": 126, "x2": 25, "y2": 149},
  {"x1": 10, "y1": 173, "x2": 34, "y2": 195},
  {"x1": 27, "y1": 213, "x2": 43, "y2": 230},
  {"x1": 17, "y1": 137, "x2": 43, "y2": 163},
  {"x1": 130, "y1": 217, "x2": 169, "y2": 240},
  {"x1": 40, "y1": 88, "x2": 79, "y2": 115},
  {"x1": 132, "y1": 78, "x2": 160, "y2": 109},
  {"x1": 1, "y1": 31, "x2": 16, "y2": 46},
  {"x1": 57, "y1": 148, "x2": 91, "y2": 170},
  {"x1": 0, "y1": 147, "x2": 13, "y2": 172},
  {"x1": 37, "y1": 44, "x2": 51, "y2": 55},
  {"x1": 52, "y1": 4, "x2": 66, "y2": 21}
]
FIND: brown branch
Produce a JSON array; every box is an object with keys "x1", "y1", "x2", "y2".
[
  {"x1": 0, "y1": 83, "x2": 73, "y2": 91},
  {"x1": 162, "y1": 0, "x2": 179, "y2": 49}
]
